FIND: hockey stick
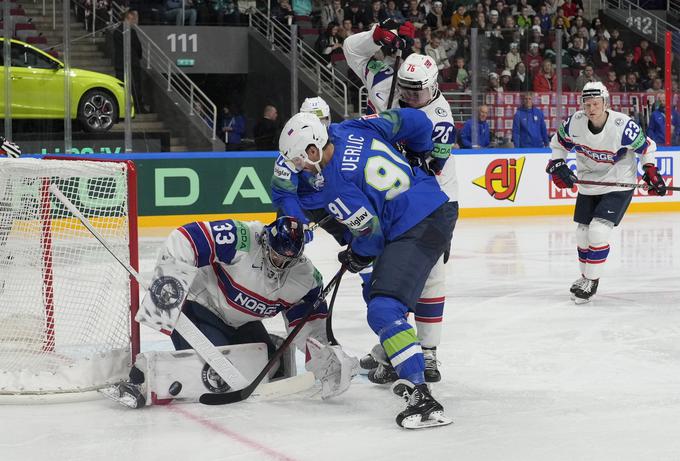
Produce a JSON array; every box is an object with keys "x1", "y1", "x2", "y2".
[
  {"x1": 48, "y1": 184, "x2": 249, "y2": 389},
  {"x1": 199, "y1": 266, "x2": 348, "y2": 405},
  {"x1": 386, "y1": 48, "x2": 402, "y2": 110},
  {"x1": 575, "y1": 179, "x2": 680, "y2": 191},
  {"x1": 325, "y1": 267, "x2": 345, "y2": 346}
]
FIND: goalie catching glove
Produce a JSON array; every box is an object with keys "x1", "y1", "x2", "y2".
[{"x1": 305, "y1": 337, "x2": 359, "y2": 399}]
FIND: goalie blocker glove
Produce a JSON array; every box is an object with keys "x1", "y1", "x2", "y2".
[
  {"x1": 546, "y1": 159, "x2": 576, "y2": 189},
  {"x1": 642, "y1": 164, "x2": 667, "y2": 196}
]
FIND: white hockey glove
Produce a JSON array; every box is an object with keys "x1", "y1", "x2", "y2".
[
  {"x1": 0, "y1": 137, "x2": 21, "y2": 158},
  {"x1": 137, "y1": 261, "x2": 198, "y2": 333},
  {"x1": 305, "y1": 337, "x2": 359, "y2": 400}
]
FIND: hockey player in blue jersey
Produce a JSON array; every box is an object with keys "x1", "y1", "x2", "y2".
[{"x1": 278, "y1": 108, "x2": 457, "y2": 429}]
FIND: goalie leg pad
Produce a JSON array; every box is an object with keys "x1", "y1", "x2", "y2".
[{"x1": 131, "y1": 343, "x2": 269, "y2": 406}]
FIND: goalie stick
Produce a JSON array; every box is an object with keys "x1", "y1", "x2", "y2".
[
  {"x1": 49, "y1": 184, "x2": 249, "y2": 389},
  {"x1": 199, "y1": 266, "x2": 347, "y2": 405},
  {"x1": 575, "y1": 179, "x2": 680, "y2": 191}
]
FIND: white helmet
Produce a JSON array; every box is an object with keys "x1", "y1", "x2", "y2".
[
  {"x1": 299, "y1": 97, "x2": 331, "y2": 127},
  {"x1": 278, "y1": 112, "x2": 328, "y2": 173},
  {"x1": 581, "y1": 81, "x2": 610, "y2": 108},
  {"x1": 397, "y1": 54, "x2": 439, "y2": 108}
]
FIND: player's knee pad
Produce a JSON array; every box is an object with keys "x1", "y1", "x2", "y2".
[
  {"x1": 366, "y1": 296, "x2": 408, "y2": 335},
  {"x1": 588, "y1": 217, "x2": 614, "y2": 247},
  {"x1": 576, "y1": 223, "x2": 589, "y2": 249}
]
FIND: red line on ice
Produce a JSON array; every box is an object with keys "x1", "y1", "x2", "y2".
[{"x1": 167, "y1": 404, "x2": 299, "y2": 461}]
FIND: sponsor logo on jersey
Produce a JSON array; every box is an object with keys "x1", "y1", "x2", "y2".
[
  {"x1": 472, "y1": 156, "x2": 525, "y2": 202},
  {"x1": 149, "y1": 276, "x2": 185, "y2": 311},
  {"x1": 201, "y1": 363, "x2": 230, "y2": 393},
  {"x1": 233, "y1": 292, "x2": 279, "y2": 316},
  {"x1": 615, "y1": 118, "x2": 624, "y2": 126},
  {"x1": 273, "y1": 165, "x2": 292, "y2": 180},
  {"x1": 342, "y1": 206, "x2": 374, "y2": 231},
  {"x1": 234, "y1": 221, "x2": 250, "y2": 252}
]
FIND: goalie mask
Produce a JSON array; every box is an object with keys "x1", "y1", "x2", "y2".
[
  {"x1": 279, "y1": 112, "x2": 328, "y2": 174},
  {"x1": 397, "y1": 54, "x2": 439, "y2": 108},
  {"x1": 299, "y1": 97, "x2": 331, "y2": 127},
  {"x1": 262, "y1": 216, "x2": 305, "y2": 274},
  {"x1": 581, "y1": 81, "x2": 610, "y2": 108}
]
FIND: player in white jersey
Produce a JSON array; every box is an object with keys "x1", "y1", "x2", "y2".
[
  {"x1": 106, "y1": 216, "x2": 358, "y2": 408},
  {"x1": 343, "y1": 19, "x2": 459, "y2": 383},
  {"x1": 547, "y1": 82, "x2": 667, "y2": 304}
]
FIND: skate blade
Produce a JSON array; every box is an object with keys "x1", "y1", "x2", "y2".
[
  {"x1": 573, "y1": 296, "x2": 593, "y2": 305},
  {"x1": 99, "y1": 385, "x2": 145, "y2": 409},
  {"x1": 400, "y1": 411, "x2": 453, "y2": 429}
]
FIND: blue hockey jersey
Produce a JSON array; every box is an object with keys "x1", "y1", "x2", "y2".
[
  {"x1": 271, "y1": 155, "x2": 328, "y2": 223},
  {"x1": 319, "y1": 109, "x2": 449, "y2": 257}
]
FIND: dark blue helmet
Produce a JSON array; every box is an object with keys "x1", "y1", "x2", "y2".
[{"x1": 263, "y1": 216, "x2": 305, "y2": 271}]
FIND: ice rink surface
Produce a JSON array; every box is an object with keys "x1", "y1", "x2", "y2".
[{"x1": 2, "y1": 213, "x2": 680, "y2": 461}]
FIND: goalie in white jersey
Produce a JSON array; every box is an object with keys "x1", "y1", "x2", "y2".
[
  {"x1": 106, "y1": 216, "x2": 357, "y2": 408},
  {"x1": 342, "y1": 19, "x2": 459, "y2": 384},
  {"x1": 546, "y1": 82, "x2": 667, "y2": 304}
]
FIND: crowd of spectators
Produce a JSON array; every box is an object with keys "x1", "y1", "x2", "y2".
[{"x1": 268, "y1": 0, "x2": 679, "y2": 97}]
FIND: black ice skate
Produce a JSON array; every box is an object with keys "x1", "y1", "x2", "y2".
[
  {"x1": 423, "y1": 347, "x2": 441, "y2": 383},
  {"x1": 367, "y1": 362, "x2": 398, "y2": 384},
  {"x1": 570, "y1": 275, "x2": 586, "y2": 298},
  {"x1": 391, "y1": 379, "x2": 415, "y2": 401},
  {"x1": 395, "y1": 383, "x2": 452, "y2": 429},
  {"x1": 573, "y1": 278, "x2": 598, "y2": 304},
  {"x1": 359, "y1": 353, "x2": 379, "y2": 371}
]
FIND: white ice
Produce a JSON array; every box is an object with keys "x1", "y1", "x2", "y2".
[{"x1": 2, "y1": 213, "x2": 680, "y2": 461}]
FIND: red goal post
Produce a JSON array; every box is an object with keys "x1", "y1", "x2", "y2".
[{"x1": 0, "y1": 157, "x2": 139, "y2": 401}]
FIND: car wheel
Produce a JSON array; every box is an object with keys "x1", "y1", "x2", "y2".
[{"x1": 78, "y1": 89, "x2": 119, "y2": 132}]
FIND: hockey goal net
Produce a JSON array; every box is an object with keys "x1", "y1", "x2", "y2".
[{"x1": 0, "y1": 158, "x2": 139, "y2": 399}]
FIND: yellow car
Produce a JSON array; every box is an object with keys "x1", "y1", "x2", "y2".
[{"x1": 0, "y1": 38, "x2": 132, "y2": 132}]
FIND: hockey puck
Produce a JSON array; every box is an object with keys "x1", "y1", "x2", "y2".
[{"x1": 168, "y1": 381, "x2": 182, "y2": 396}]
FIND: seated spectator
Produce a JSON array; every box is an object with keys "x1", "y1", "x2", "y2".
[
  {"x1": 568, "y1": 36, "x2": 591, "y2": 72},
  {"x1": 615, "y1": 51, "x2": 640, "y2": 78},
  {"x1": 384, "y1": 0, "x2": 405, "y2": 22},
  {"x1": 316, "y1": 22, "x2": 343, "y2": 63},
  {"x1": 505, "y1": 42, "x2": 522, "y2": 73},
  {"x1": 516, "y1": 6, "x2": 532, "y2": 30},
  {"x1": 441, "y1": 27, "x2": 459, "y2": 59},
  {"x1": 568, "y1": 15, "x2": 587, "y2": 37},
  {"x1": 529, "y1": 25, "x2": 546, "y2": 49},
  {"x1": 410, "y1": 37, "x2": 424, "y2": 55},
  {"x1": 425, "y1": 37, "x2": 451, "y2": 81},
  {"x1": 536, "y1": 4, "x2": 551, "y2": 34},
  {"x1": 292, "y1": 0, "x2": 312, "y2": 17},
  {"x1": 460, "y1": 105, "x2": 491, "y2": 148},
  {"x1": 524, "y1": 42, "x2": 543, "y2": 77},
  {"x1": 574, "y1": 65, "x2": 600, "y2": 91},
  {"x1": 450, "y1": 56, "x2": 469, "y2": 88},
  {"x1": 164, "y1": 0, "x2": 197, "y2": 25},
  {"x1": 426, "y1": 1, "x2": 447, "y2": 32},
  {"x1": 544, "y1": 38, "x2": 574, "y2": 70},
  {"x1": 450, "y1": 5, "x2": 470, "y2": 28},
  {"x1": 361, "y1": 0, "x2": 387, "y2": 29},
  {"x1": 253, "y1": 105, "x2": 280, "y2": 150},
  {"x1": 214, "y1": 0, "x2": 240, "y2": 25},
  {"x1": 512, "y1": 93, "x2": 549, "y2": 148},
  {"x1": 322, "y1": 0, "x2": 344, "y2": 29},
  {"x1": 603, "y1": 70, "x2": 620, "y2": 93},
  {"x1": 610, "y1": 38, "x2": 626, "y2": 69},
  {"x1": 592, "y1": 39, "x2": 612, "y2": 72},
  {"x1": 639, "y1": 54, "x2": 660, "y2": 79},
  {"x1": 533, "y1": 59, "x2": 557, "y2": 92},
  {"x1": 633, "y1": 39, "x2": 657, "y2": 65},
  {"x1": 420, "y1": 24, "x2": 433, "y2": 49},
  {"x1": 337, "y1": 18, "x2": 355, "y2": 40},
  {"x1": 453, "y1": 35, "x2": 471, "y2": 62},
  {"x1": 472, "y1": 11, "x2": 487, "y2": 31},
  {"x1": 562, "y1": 0, "x2": 578, "y2": 18},
  {"x1": 589, "y1": 17, "x2": 610, "y2": 40},
  {"x1": 405, "y1": 0, "x2": 425, "y2": 26},
  {"x1": 510, "y1": 62, "x2": 531, "y2": 91},
  {"x1": 344, "y1": 2, "x2": 364, "y2": 29},
  {"x1": 487, "y1": 72, "x2": 503, "y2": 93},
  {"x1": 552, "y1": 7, "x2": 571, "y2": 30},
  {"x1": 620, "y1": 72, "x2": 640, "y2": 92},
  {"x1": 646, "y1": 77, "x2": 663, "y2": 93},
  {"x1": 488, "y1": 9, "x2": 502, "y2": 29},
  {"x1": 500, "y1": 69, "x2": 512, "y2": 90}
]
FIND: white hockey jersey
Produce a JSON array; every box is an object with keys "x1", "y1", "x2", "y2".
[
  {"x1": 550, "y1": 109, "x2": 657, "y2": 195},
  {"x1": 158, "y1": 219, "x2": 328, "y2": 349},
  {"x1": 343, "y1": 27, "x2": 459, "y2": 202}
]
